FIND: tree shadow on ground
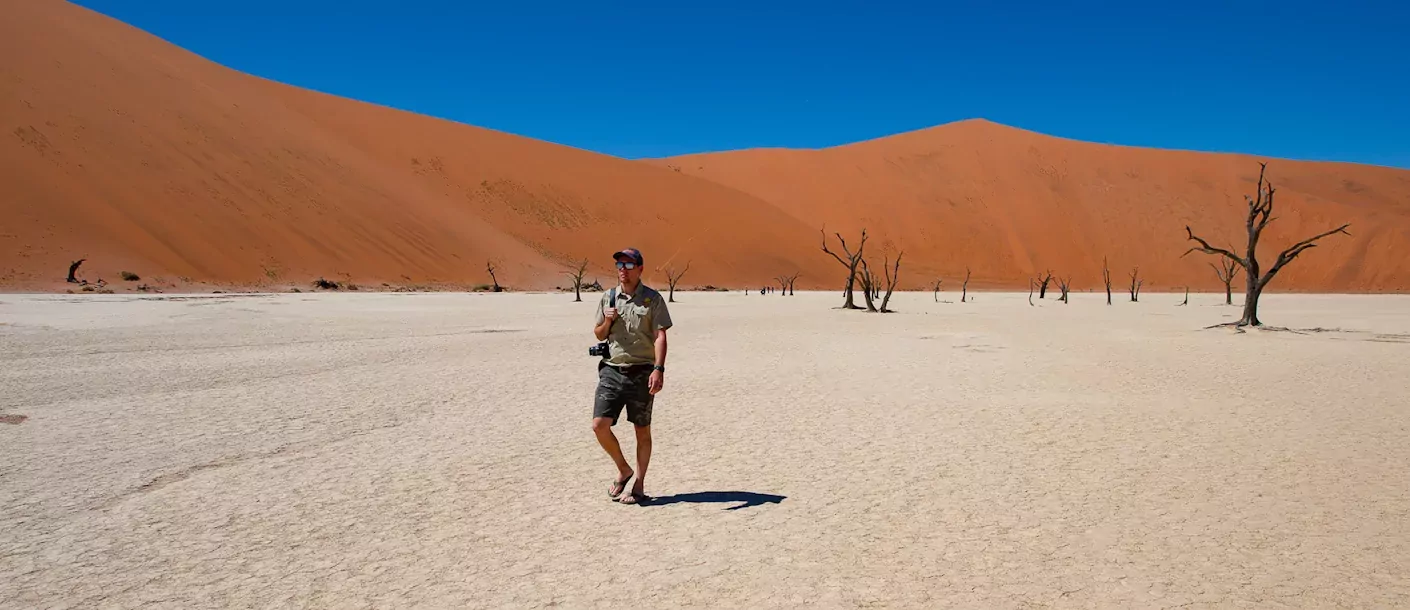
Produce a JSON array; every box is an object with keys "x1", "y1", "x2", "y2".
[{"x1": 638, "y1": 491, "x2": 786, "y2": 510}]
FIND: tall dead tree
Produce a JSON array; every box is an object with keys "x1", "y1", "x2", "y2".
[
  {"x1": 664, "y1": 261, "x2": 691, "y2": 302},
  {"x1": 486, "y1": 260, "x2": 502, "y2": 292},
  {"x1": 1211, "y1": 259, "x2": 1241, "y2": 306},
  {"x1": 961, "y1": 267, "x2": 971, "y2": 303},
  {"x1": 1057, "y1": 276, "x2": 1071, "y2": 303},
  {"x1": 1037, "y1": 270, "x2": 1054, "y2": 299},
  {"x1": 786, "y1": 274, "x2": 799, "y2": 295},
  {"x1": 879, "y1": 251, "x2": 903, "y2": 313},
  {"x1": 1102, "y1": 257, "x2": 1112, "y2": 305},
  {"x1": 67, "y1": 258, "x2": 86, "y2": 283},
  {"x1": 856, "y1": 258, "x2": 879, "y2": 312},
  {"x1": 565, "y1": 259, "x2": 589, "y2": 302},
  {"x1": 1028, "y1": 278, "x2": 1036, "y2": 306},
  {"x1": 1184, "y1": 162, "x2": 1350, "y2": 327},
  {"x1": 932, "y1": 278, "x2": 943, "y2": 302},
  {"x1": 1179, "y1": 287, "x2": 1190, "y2": 306},
  {"x1": 820, "y1": 227, "x2": 868, "y2": 310},
  {"x1": 1128, "y1": 267, "x2": 1143, "y2": 302}
]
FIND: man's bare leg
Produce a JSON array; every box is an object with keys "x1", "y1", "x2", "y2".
[
  {"x1": 592, "y1": 417, "x2": 633, "y2": 494},
  {"x1": 629, "y1": 424, "x2": 651, "y2": 498}
]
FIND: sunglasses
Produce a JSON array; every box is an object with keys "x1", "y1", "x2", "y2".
[{"x1": 615, "y1": 261, "x2": 639, "y2": 270}]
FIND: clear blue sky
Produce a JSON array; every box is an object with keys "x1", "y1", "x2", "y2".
[{"x1": 75, "y1": 0, "x2": 1410, "y2": 168}]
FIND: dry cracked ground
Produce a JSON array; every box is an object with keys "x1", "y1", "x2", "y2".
[{"x1": 3, "y1": 290, "x2": 1409, "y2": 608}]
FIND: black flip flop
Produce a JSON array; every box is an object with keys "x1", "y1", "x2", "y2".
[{"x1": 609, "y1": 472, "x2": 633, "y2": 498}]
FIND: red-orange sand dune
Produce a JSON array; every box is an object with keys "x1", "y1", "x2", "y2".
[
  {"x1": 651, "y1": 122, "x2": 1410, "y2": 292},
  {"x1": 4, "y1": 0, "x2": 1409, "y2": 293},
  {"x1": 1, "y1": 0, "x2": 832, "y2": 292}
]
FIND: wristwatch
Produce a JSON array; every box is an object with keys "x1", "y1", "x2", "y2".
[{"x1": 653, "y1": 365, "x2": 665, "y2": 372}]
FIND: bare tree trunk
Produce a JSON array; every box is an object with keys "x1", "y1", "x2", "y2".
[
  {"x1": 1184, "y1": 163, "x2": 1351, "y2": 328},
  {"x1": 1128, "y1": 267, "x2": 1141, "y2": 302},
  {"x1": 1102, "y1": 257, "x2": 1112, "y2": 305},
  {"x1": 857, "y1": 258, "x2": 878, "y2": 312},
  {"x1": 1179, "y1": 287, "x2": 1189, "y2": 306},
  {"x1": 880, "y1": 251, "x2": 903, "y2": 312},
  {"x1": 1058, "y1": 277, "x2": 1071, "y2": 303},
  {"x1": 1028, "y1": 278, "x2": 1035, "y2": 306},
  {"x1": 67, "y1": 258, "x2": 86, "y2": 283},
  {"x1": 961, "y1": 267, "x2": 970, "y2": 303},
  {"x1": 1038, "y1": 270, "x2": 1053, "y2": 299},
  {"x1": 486, "y1": 260, "x2": 502, "y2": 292},
  {"x1": 821, "y1": 227, "x2": 868, "y2": 310},
  {"x1": 933, "y1": 278, "x2": 942, "y2": 302},
  {"x1": 565, "y1": 259, "x2": 589, "y2": 302}
]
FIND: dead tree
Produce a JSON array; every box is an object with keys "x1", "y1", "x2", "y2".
[
  {"x1": 1179, "y1": 286, "x2": 1190, "y2": 306},
  {"x1": 1057, "y1": 276, "x2": 1071, "y2": 303},
  {"x1": 820, "y1": 227, "x2": 868, "y2": 309},
  {"x1": 1028, "y1": 278, "x2": 1036, "y2": 306},
  {"x1": 67, "y1": 258, "x2": 86, "y2": 283},
  {"x1": 961, "y1": 267, "x2": 971, "y2": 303},
  {"x1": 786, "y1": 274, "x2": 799, "y2": 295},
  {"x1": 880, "y1": 251, "x2": 903, "y2": 313},
  {"x1": 486, "y1": 260, "x2": 502, "y2": 292},
  {"x1": 664, "y1": 261, "x2": 691, "y2": 302},
  {"x1": 1037, "y1": 270, "x2": 1054, "y2": 299},
  {"x1": 565, "y1": 259, "x2": 589, "y2": 302},
  {"x1": 1102, "y1": 257, "x2": 1112, "y2": 305},
  {"x1": 856, "y1": 258, "x2": 879, "y2": 312},
  {"x1": 933, "y1": 278, "x2": 943, "y2": 302},
  {"x1": 1128, "y1": 267, "x2": 1143, "y2": 302},
  {"x1": 774, "y1": 275, "x2": 790, "y2": 295},
  {"x1": 1184, "y1": 163, "x2": 1351, "y2": 327},
  {"x1": 1211, "y1": 259, "x2": 1241, "y2": 306}
]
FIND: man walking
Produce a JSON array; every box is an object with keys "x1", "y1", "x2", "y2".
[{"x1": 592, "y1": 247, "x2": 672, "y2": 505}]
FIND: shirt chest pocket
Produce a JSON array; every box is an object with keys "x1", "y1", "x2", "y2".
[{"x1": 622, "y1": 303, "x2": 650, "y2": 332}]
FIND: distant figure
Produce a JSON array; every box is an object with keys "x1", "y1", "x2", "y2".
[
  {"x1": 67, "y1": 259, "x2": 85, "y2": 283},
  {"x1": 591, "y1": 247, "x2": 672, "y2": 506}
]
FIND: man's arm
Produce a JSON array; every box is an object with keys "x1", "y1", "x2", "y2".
[
  {"x1": 648, "y1": 328, "x2": 667, "y2": 394},
  {"x1": 653, "y1": 328, "x2": 668, "y2": 368}
]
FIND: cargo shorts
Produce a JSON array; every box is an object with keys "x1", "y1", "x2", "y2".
[{"x1": 593, "y1": 362, "x2": 654, "y2": 427}]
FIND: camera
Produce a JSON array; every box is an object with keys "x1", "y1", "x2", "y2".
[{"x1": 589, "y1": 342, "x2": 610, "y2": 358}]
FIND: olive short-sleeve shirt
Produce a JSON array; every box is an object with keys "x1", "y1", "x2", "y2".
[{"x1": 595, "y1": 284, "x2": 673, "y2": 367}]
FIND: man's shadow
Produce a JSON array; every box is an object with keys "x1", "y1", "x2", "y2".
[{"x1": 638, "y1": 491, "x2": 785, "y2": 510}]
